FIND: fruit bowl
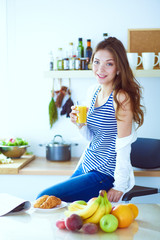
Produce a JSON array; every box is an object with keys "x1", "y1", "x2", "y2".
[{"x1": 0, "y1": 145, "x2": 29, "y2": 158}]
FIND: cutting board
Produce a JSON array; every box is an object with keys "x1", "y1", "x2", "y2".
[{"x1": 0, "y1": 155, "x2": 35, "y2": 174}]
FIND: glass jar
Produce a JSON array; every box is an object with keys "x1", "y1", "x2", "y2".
[{"x1": 80, "y1": 58, "x2": 87, "y2": 70}]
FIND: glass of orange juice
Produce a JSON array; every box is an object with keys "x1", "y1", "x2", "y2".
[{"x1": 76, "y1": 104, "x2": 87, "y2": 124}]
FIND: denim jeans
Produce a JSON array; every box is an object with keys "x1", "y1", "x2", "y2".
[{"x1": 37, "y1": 163, "x2": 114, "y2": 202}]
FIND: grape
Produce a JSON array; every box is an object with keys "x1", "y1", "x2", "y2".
[
  {"x1": 56, "y1": 219, "x2": 66, "y2": 229},
  {"x1": 82, "y1": 223, "x2": 98, "y2": 234}
]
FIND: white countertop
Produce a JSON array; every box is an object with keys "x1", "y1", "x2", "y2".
[{"x1": 0, "y1": 204, "x2": 160, "y2": 240}]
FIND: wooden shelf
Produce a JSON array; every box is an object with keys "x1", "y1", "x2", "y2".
[
  {"x1": 133, "y1": 69, "x2": 160, "y2": 77},
  {"x1": 44, "y1": 70, "x2": 94, "y2": 79},
  {"x1": 44, "y1": 70, "x2": 160, "y2": 78}
]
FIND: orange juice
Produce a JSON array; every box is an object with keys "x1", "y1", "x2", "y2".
[{"x1": 76, "y1": 106, "x2": 87, "y2": 124}]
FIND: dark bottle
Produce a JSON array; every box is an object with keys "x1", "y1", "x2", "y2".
[
  {"x1": 77, "y1": 38, "x2": 84, "y2": 58},
  {"x1": 86, "y1": 39, "x2": 92, "y2": 70}
]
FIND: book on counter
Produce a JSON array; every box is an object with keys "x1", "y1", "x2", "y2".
[{"x1": 0, "y1": 193, "x2": 31, "y2": 217}]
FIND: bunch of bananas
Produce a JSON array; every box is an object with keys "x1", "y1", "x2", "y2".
[{"x1": 65, "y1": 190, "x2": 112, "y2": 224}]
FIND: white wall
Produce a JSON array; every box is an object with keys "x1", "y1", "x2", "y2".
[{"x1": 1, "y1": 0, "x2": 160, "y2": 157}]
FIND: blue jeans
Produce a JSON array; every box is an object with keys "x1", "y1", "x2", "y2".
[{"x1": 36, "y1": 163, "x2": 114, "y2": 202}]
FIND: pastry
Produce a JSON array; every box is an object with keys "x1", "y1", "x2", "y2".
[
  {"x1": 34, "y1": 195, "x2": 48, "y2": 208},
  {"x1": 40, "y1": 196, "x2": 61, "y2": 209},
  {"x1": 34, "y1": 195, "x2": 61, "y2": 209}
]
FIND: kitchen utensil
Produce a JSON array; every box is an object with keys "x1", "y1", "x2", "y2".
[
  {"x1": 0, "y1": 155, "x2": 35, "y2": 174},
  {"x1": 0, "y1": 145, "x2": 30, "y2": 158},
  {"x1": 158, "y1": 52, "x2": 160, "y2": 67},
  {"x1": 49, "y1": 79, "x2": 58, "y2": 128},
  {"x1": 40, "y1": 135, "x2": 78, "y2": 161},
  {"x1": 127, "y1": 53, "x2": 142, "y2": 70},
  {"x1": 142, "y1": 52, "x2": 159, "y2": 70}
]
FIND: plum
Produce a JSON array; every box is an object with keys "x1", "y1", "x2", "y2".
[
  {"x1": 82, "y1": 223, "x2": 98, "y2": 234},
  {"x1": 56, "y1": 219, "x2": 66, "y2": 229},
  {"x1": 65, "y1": 214, "x2": 83, "y2": 231}
]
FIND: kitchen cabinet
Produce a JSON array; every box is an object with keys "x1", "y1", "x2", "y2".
[{"x1": 44, "y1": 69, "x2": 160, "y2": 79}]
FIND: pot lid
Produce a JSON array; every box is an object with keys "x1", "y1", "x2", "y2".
[
  {"x1": 48, "y1": 135, "x2": 70, "y2": 147},
  {"x1": 48, "y1": 142, "x2": 69, "y2": 147}
]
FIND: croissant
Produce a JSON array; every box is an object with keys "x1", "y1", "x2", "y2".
[
  {"x1": 34, "y1": 195, "x2": 61, "y2": 209},
  {"x1": 34, "y1": 195, "x2": 48, "y2": 208}
]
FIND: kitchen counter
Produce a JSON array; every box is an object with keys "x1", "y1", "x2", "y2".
[
  {"x1": 19, "y1": 157, "x2": 79, "y2": 175},
  {"x1": 18, "y1": 157, "x2": 160, "y2": 177},
  {"x1": 0, "y1": 204, "x2": 159, "y2": 240}
]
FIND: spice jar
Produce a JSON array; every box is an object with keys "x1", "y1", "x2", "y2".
[
  {"x1": 75, "y1": 53, "x2": 81, "y2": 70},
  {"x1": 80, "y1": 58, "x2": 87, "y2": 70}
]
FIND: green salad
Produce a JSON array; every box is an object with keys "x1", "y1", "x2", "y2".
[{"x1": 0, "y1": 138, "x2": 28, "y2": 146}]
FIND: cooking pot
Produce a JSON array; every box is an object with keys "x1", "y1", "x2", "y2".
[{"x1": 40, "y1": 135, "x2": 77, "y2": 161}]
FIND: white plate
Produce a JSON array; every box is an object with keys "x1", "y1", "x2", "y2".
[{"x1": 33, "y1": 201, "x2": 68, "y2": 213}]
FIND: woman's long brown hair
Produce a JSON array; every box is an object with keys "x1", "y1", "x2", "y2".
[{"x1": 91, "y1": 37, "x2": 144, "y2": 128}]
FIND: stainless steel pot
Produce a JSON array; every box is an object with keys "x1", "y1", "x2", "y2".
[{"x1": 42, "y1": 135, "x2": 76, "y2": 161}]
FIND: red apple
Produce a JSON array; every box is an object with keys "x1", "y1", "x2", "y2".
[{"x1": 65, "y1": 214, "x2": 83, "y2": 231}]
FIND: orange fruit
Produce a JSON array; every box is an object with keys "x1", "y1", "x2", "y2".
[
  {"x1": 111, "y1": 204, "x2": 134, "y2": 228},
  {"x1": 127, "y1": 203, "x2": 139, "y2": 219}
]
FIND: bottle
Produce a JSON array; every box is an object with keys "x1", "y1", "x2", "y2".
[
  {"x1": 57, "y1": 48, "x2": 63, "y2": 70},
  {"x1": 86, "y1": 39, "x2": 92, "y2": 70},
  {"x1": 74, "y1": 51, "x2": 81, "y2": 70},
  {"x1": 103, "y1": 33, "x2": 108, "y2": 40},
  {"x1": 49, "y1": 51, "x2": 54, "y2": 71},
  {"x1": 63, "y1": 51, "x2": 69, "y2": 70},
  {"x1": 68, "y1": 42, "x2": 74, "y2": 58},
  {"x1": 77, "y1": 38, "x2": 84, "y2": 58},
  {"x1": 68, "y1": 42, "x2": 75, "y2": 70},
  {"x1": 80, "y1": 58, "x2": 87, "y2": 70}
]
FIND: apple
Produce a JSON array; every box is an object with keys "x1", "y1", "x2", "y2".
[
  {"x1": 100, "y1": 214, "x2": 118, "y2": 233},
  {"x1": 65, "y1": 214, "x2": 83, "y2": 231}
]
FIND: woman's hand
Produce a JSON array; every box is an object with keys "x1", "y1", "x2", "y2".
[
  {"x1": 107, "y1": 188, "x2": 123, "y2": 202},
  {"x1": 69, "y1": 106, "x2": 78, "y2": 125},
  {"x1": 70, "y1": 106, "x2": 88, "y2": 129}
]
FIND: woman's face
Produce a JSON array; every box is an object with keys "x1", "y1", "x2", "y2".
[{"x1": 92, "y1": 49, "x2": 117, "y2": 86}]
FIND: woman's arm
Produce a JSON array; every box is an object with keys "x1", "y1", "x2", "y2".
[{"x1": 107, "y1": 91, "x2": 134, "y2": 202}]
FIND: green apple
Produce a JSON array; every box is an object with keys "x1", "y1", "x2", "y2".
[{"x1": 100, "y1": 214, "x2": 118, "y2": 233}]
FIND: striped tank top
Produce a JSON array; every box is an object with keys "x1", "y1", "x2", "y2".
[{"x1": 82, "y1": 87, "x2": 117, "y2": 178}]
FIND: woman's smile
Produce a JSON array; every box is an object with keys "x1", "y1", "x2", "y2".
[{"x1": 97, "y1": 73, "x2": 107, "y2": 79}]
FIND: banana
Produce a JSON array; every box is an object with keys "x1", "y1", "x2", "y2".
[
  {"x1": 104, "y1": 191, "x2": 112, "y2": 214},
  {"x1": 68, "y1": 202, "x2": 87, "y2": 211},
  {"x1": 83, "y1": 195, "x2": 106, "y2": 224},
  {"x1": 66, "y1": 195, "x2": 101, "y2": 219}
]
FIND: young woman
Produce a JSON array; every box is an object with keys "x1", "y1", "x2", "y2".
[{"x1": 37, "y1": 37, "x2": 144, "y2": 202}]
